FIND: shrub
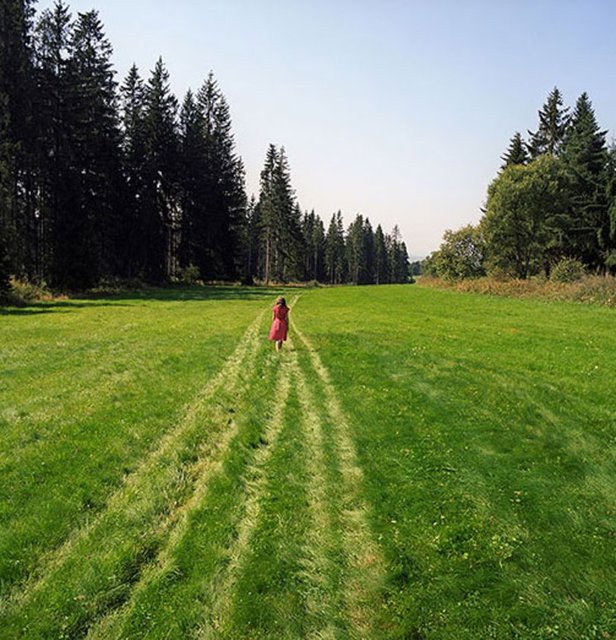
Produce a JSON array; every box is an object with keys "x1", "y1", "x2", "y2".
[
  {"x1": 3, "y1": 278, "x2": 56, "y2": 305},
  {"x1": 605, "y1": 251, "x2": 616, "y2": 275},
  {"x1": 550, "y1": 257, "x2": 586, "y2": 283}
]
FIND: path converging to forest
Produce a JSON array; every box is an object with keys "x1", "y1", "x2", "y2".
[{"x1": 1, "y1": 299, "x2": 386, "y2": 639}]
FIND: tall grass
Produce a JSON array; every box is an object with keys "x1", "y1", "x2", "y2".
[{"x1": 420, "y1": 274, "x2": 616, "y2": 306}]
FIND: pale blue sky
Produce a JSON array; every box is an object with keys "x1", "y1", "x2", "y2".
[{"x1": 36, "y1": 0, "x2": 616, "y2": 256}]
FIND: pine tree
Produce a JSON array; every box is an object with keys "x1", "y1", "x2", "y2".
[
  {"x1": 501, "y1": 132, "x2": 528, "y2": 169},
  {"x1": 527, "y1": 87, "x2": 570, "y2": 158},
  {"x1": 560, "y1": 92, "x2": 609, "y2": 268}
]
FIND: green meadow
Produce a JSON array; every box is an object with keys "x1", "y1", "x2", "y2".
[{"x1": 0, "y1": 285, "x2": 614, "y2": 639}]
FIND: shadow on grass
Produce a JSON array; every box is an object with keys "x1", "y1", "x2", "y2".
[{"x1": 0, "y1": 285, "x2": 299, "y2": 314}]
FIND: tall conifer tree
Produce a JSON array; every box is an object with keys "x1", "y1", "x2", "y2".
[
  {"x1": 560, "y1": 92, "x2": 609, "y2": 268},
  {"x1": 527, "y1": 87, "x2": 570, "y2": 158},
  {"x1": 119, "y1": 63, "x2": 148, "y2": 278},
  {"x1": 196, "y1": 73, "x2": 245, "y2": 279},
  {"x1": 178, "y1": 88, "x2": 205, "y2": 273},
  {"x1": 33, "y1": 1, "x2": 74, "y2": 286},
  {"x1": 0, "y1": 0, "x2": 36, "y2": 282},
  {"x1": 324, "y1": 211, "x2": 345, "y2": 284},
  {"x1": 142, "y1": 57, "x2": 179, "y2": 282},
  {"x1": 501, "y1": 132, "x2": 528, "y2": 169},
  {"x1": 374, "y1": 224, "x2": 388, "y2": 284},
  {"x1": 65, "y1": 9, "x2": 122, "y2": 286}
]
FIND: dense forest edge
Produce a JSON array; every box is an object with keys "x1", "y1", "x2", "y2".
[{"x1": 0, "y1": 0, "x2": 412, "y2": 304}]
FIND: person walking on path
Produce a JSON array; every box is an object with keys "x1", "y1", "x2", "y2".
[{"x1": 269, "y1": 296, "x2": 289, "y2": 352}]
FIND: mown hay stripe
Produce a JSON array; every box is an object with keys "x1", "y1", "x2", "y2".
[
  {"x1": 1, "y1": 312, "x2": 264, "y2": 618},
  {"x1": 293, "y1": 324, "x2": 387, "y2": 638}
]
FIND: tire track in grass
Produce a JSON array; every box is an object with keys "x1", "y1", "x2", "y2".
[
  {"x1": 0, "y1": 312, "x2": 265, "y2": 636},
  {"x1": 196, "y1": 357, "x2": 293, "y2": 640},
  {"x1": 288, "y1": 342, "x2": 345, "y2": 640},
  {"x1": 196, "y1": 295, "x2": 300, "y2": 639},
  {"x1": 293, "y1": 323, "x2": 387, "y2": 639}
]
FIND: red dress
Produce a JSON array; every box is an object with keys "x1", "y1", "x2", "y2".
[{"x1": 268, "y1": 304, "x2": 289, "y2": 341}]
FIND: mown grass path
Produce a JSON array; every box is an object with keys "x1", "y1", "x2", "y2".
[{"x1": 1, "y1": 285, "x2": 614, "y2": 639}]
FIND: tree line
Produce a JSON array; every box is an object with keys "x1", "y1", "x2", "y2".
[
  {"x1": 425, "y1": 87, "x2": 616, "y2": 280},
  {"x1": 0, "y1": 0, "x2": 410, "y2": 293}
]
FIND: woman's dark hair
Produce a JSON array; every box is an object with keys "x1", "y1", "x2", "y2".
[{"x1": 276, "y1": 296, "x2": 287, "y2": 307}]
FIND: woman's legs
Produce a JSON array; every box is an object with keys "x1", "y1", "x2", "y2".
[{"x1": 275, "y1": 340, "x2": 283, "y2": 352}]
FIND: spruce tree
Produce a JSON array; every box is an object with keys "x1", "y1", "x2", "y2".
[
  {"x1": 64, "y1": 9, "x2": 122, "y2": 286},
  {"x1": 178, "y1": 88, "x2": 205, "y2": 274},
  {"x1": 196, "y1": 73, "x2": 246, "y2": 279},
  {"x1": 33, "y1": 1, "x2": 75, "y2": 287},
  {"x1": 311, "y1": 214, "x2": 326, "y2": 281},
  {"x1": 346, "y1": 214, "x2": 365, "y2": 284},
  {"x1": 527, "y1": 86, "x2": 570, "y2": 158},
  {"x1": 501, "y1": 132, "x2": 528, "y2": 169},
  {"x1": 142, "y1": 56, "x2": 179, "y2": 282},
  {"x1": 0, "y1": 0, "x2": 36, "y2": 281},
  {"x1": 300, "y1": 210, "x2": 314, "y2": 279},
  {"x1": 387, "y1": 225, "x2": 409, "y2": 283},
  {"x1": 363, "y1": 217, "x2": 375, "y2": 284},
  {"x1": 258, "y1": 144, "x2": 278, "y2": 283},
  {"x1": 256, "y1": 144, "x2": 301, "y2": 282},
  {"x1": 325, "y1": 211, "x2": 345, "y2": 283},
  {"x1": 301, "y1": 209, "x2": 325, "y2": 281},
  {"x1": 373, "y1": 224, "x2": 388, "y2": 284},
  {"x1": 560, "y1": 92, "x2": 609, "y2": 268},
  {"x1": 606, "y1": 145, "x2": 616, "y2": 268},
  {"x1": 241, "y1": 194, "x2": 259, "y2": 283},
  {"x1": 119, "y1": 63, "x2": 148, "y2": 278}
]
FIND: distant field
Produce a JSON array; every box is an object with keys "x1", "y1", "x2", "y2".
[{"x1": 0, "y1": 285, "x2": 614, "y2": 639}]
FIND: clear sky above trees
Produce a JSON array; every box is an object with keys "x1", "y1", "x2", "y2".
[{"x1": 35, "y1": 0, "x2": 616, "y2": 256}]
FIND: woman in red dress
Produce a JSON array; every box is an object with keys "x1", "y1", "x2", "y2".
[{"x1": 269, "y1": 296, "x2": 289, "y2": 351}]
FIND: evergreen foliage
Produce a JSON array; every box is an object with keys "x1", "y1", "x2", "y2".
[
  {"x1": 0, "y1": 0, "x2": 36, "y2": 280},
  {"x1": 527, "y1": 86, "x2": 570, "y2": 158},
  {"x1": 559, "y1": 92, "x2": 609, "y2": 269},
  {"x1": 500, "y1": 132, "x2": 528, "y2": 169},
  {"x1": 0, "y1": 2, "x2": 409, "y2": 292},
  {"x1": 118, "y1": 64, "x2": 148, "y2": 278}
]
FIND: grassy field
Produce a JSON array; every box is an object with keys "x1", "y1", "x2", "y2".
[{"x1": 0, "y1": 285, "x2": 614, "y2": 639}]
